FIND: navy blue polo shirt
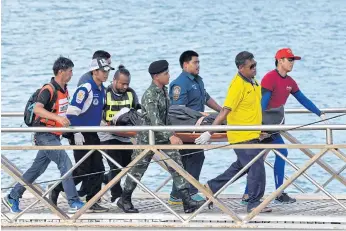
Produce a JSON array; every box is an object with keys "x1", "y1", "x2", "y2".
[
  {"x1": 66, "y1": 78, "x2": 105, "y2": 126},
  {"x1": 169, "y1": 71, "x2": 210, "y2": 112}
]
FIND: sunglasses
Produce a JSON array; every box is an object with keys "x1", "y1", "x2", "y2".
[
  {"x1": 286, "y1": 58, "x2": 295, "y2": 62},
  {"x1": 249, "y1": 63, "x2": 257, "y2": 70}
]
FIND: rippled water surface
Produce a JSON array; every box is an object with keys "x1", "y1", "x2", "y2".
[{"x1": 1, "y1": 0, "x2": 346, "y2": 194}]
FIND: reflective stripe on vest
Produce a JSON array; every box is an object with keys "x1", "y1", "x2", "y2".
[{"x1": 105, "y1": 91, "x2": 133, "y2": 122}]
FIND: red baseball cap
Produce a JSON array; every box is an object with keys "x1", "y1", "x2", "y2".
[{"x1": 275, "y1": 48, "x2": 301, "y2": 60}]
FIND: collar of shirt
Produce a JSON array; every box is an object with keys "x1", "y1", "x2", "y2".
[
  {"x1": 50, "y1": 77, "x2": 67, "y2": 93},
  {"x1": 237, "y1": 72, "x2": 258, "y2": 86},
  {"x1": 275, "y1": 69, "x2": 287, "y2": 78},
  {"x1": 150, "y1": 82, "x2": 167, "y2": 93},
  {"x1": 108, "y1": 85, "x2": 135, "y2": 97},
  {"x1": 182, "y1": 71, "x2": 202, "y2": 81},
  {"x1": 108, "y1": 85, "x2": 122, "y2": 96},
  {"x1": 89, "y1": 77, "x2": 105, "y2": 92}
]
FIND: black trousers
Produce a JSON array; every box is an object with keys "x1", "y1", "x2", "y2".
[
  {"x1": 101, "y1": 139, "x2": 132, "y2": 200},
  {"x1": 170, "y1": 145, "x2": 205, "y2": 197},
  {"x1": 55, "y1": 132, "x2": 105, "y2": 202}
]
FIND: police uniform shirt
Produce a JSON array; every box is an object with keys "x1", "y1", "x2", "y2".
[
  {"x1": 169, "y1": 71, "x2": 210, "y2": 112},
  {"x1": 66, "y1": 78, "x2": 105, "y2": 126}
]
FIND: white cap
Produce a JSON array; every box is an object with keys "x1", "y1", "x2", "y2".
[{"x1": 89, "y1": 58, "x2": 114, "y2": 72}]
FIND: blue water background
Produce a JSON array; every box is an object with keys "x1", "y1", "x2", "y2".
[{"x1": 1, "y1": 0, "x2": 346, "y2": 194}]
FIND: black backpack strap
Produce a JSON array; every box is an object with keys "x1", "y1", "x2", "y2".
[
  {"x1": 43, "y1": 83, "x2": 58, "y2": 111},
  {"x1": 36, "y1": 83, "x2": 58, "y2": 125}
]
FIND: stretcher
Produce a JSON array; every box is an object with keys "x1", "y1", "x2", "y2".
[{"x1": 112, "y1": 132, "x2": 228, "y2": 143}]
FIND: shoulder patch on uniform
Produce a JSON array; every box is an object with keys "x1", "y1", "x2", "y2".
[
  {"x1": 76, "y1": 90, "x2": 85, "y2": 104},
  {"x1": 173, "y1": 86, "x2": 181, "y2": 101}
]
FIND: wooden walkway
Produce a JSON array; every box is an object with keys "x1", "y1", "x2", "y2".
[{"x1": 2, "y1": 193, "x2": 346, "y2": 230}]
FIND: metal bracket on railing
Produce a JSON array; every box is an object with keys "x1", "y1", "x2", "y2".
[
  {"x1": 149, "y1": 130, "x2": 155, "y2": 145},
  {"x1": 326, "y1": 128, "x2": 333, "y2": 145}
]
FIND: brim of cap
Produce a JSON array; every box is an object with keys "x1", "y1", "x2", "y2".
[
  {"x1": 103, "y1": 66, "x2": 115, "y2": 71},
  {"x1": 275, "y1": 55, "x2": 301, "y2": 60},
  {"x1": 90, "y1": 66, "x2": 115, "y2": 72}
]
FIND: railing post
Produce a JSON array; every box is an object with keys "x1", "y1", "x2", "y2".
[
  {"x1": 149, "y1": 130, "x2": 155, "y2": 145},
  {"x1": 326, "y1": 128, "x2": 333, "y2": 144}
]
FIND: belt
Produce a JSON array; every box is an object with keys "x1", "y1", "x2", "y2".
[{"x1": 233, "y1": 138, "x2": 260, "y2": 145}]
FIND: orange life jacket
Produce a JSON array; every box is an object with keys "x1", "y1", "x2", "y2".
[{"x1": 35, "y1": 84, "x2": 69, "y2": 136}]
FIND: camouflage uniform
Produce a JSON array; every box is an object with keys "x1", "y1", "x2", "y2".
[{"x1": 123, "y1": 82, "x2": 189, "y2": 193}]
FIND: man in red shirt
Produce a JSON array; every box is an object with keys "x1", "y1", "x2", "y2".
[{"x1": 242, "y1": 48, "x2": 327, "y2": 204}]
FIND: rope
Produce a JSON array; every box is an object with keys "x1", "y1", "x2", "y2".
[{"x1": 1, "y1": 113, "x2": 345, "y2": 190}]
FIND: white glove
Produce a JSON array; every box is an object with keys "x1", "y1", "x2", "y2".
[
  {"x1": 74, "y1": 132, "x2": 85, "y2": 145},
  {"x1": 195, "y1": 131, "x2": 212, "y2": 145},
  {"x1": 320, "y1": 113, "x2": 330, "y2": 124},
  {"x1": 112, "y1": 107, "x2": 130, "y2": 125}
]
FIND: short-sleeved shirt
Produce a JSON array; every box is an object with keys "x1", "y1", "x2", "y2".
[
  {"x1": 169, "y1": 71, "x2": 210, "y2": 112},
  {"x1": 261, "y1": 69, "x2": 299, "y2": 109},
  {"x1": 77, "y1": 72, "x2": 92, "y2": 87},
  {"x1": 66, "y1": 77, "x2": 105, "y2": 126},
  {"x1": 35, "y1": 78, "x2": 69, "y2": 129},
  {"x1": 223, "y1": 73, "x2": 262, "y2": 144},
  {"x1": 36, "y1": 77, "x2": 67, "y2": 106}
]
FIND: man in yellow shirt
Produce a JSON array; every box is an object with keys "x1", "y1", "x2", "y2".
[{"x1": 195, "y1": 51, "x2": 271, "y2": 213}]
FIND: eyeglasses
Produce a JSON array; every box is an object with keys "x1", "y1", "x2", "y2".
[{"x1": 286, "y1": 58, "x2": 295, "y2": 63}]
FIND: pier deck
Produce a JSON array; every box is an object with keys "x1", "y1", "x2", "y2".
[{"x1": 2, "y1": 193, "x2": 346, "y2": 230}]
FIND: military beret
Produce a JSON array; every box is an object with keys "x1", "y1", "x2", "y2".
[{"x1": 148, "y1": 60, "x2": 169, "y2": 75}]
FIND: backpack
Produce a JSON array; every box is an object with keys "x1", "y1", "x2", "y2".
[{"x1": 24, "y1": 83, "x2": 58, "y2": 127}]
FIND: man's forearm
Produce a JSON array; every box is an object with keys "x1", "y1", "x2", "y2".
[
  {"x1": 209, "y1": 107, "x2": 230, "y2": 135},
  {"x1": 34, "y1": 105, "x2": 59, "y2": 121},
  {"x1": 206, "y1": 98, "x2": 222, "y2": 112}
]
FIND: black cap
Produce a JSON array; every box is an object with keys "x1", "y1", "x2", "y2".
[{"x1": 148, "y1": 60, "x2": 169, "y2": 75}]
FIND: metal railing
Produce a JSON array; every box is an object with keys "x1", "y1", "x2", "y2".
[
  {"x1": 2, "y1": 107, "x2": 346, "y2": 117},
  {"x1": 1, "y1": 109, "x2": 346, "y2": 226}
]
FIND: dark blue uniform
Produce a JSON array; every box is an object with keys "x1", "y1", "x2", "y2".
[
  {"x1": 168, "y1": 71, "x2": 209, "y2": 198},
  {"x1": 169, "y1": 71, "x2": 210, "y2": 112},
  {"x1": 67, "y1": 79, "x2": 106, "y2": 126},
  {"x1": 55, "y1": 78, "x2": 106, "y2": 202}
]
